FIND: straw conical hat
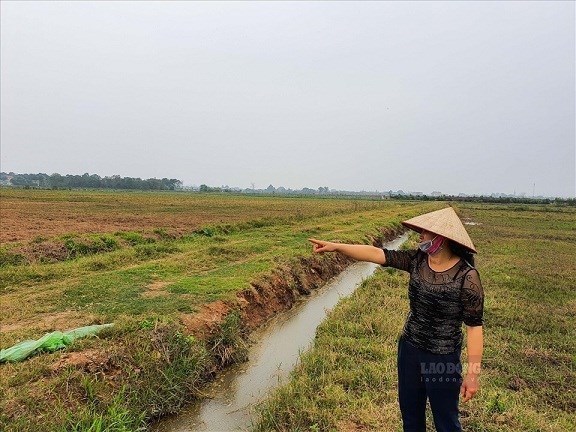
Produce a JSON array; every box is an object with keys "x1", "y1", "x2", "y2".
[{"x1": 402, "y1": 207, "x2": 477, "y2": 253}]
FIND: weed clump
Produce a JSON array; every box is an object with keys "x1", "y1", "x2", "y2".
[
  {"x1": 118, "y1": 322, "x2": 210, "y2": 418},
  {"x1": 63, "y1": 234, "x2": 119, "y2": 258},
  {"x1": 208, "y1": 310, "x2": 249, "y2": 367},
  {"x1": 0, "y1": 248, "x2": 26, "y2": 266},
  {"x1": 115, "y1": 231, "x2": 154, "y2": 246}
]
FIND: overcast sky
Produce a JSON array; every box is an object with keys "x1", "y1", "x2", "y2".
[{"x1": 1, "y1": 1, "x2": 574, "y2": 197}]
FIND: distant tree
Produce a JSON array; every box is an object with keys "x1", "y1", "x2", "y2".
[
  {"x1": 10, "y1": 174, "x2": 35, "y2": 186},
  {"x1": 49, "y1": 173, "x2": 65, "y2": 188},
  {"x1": 169, "y1": 179, "x2": 183, "y2": 190}
]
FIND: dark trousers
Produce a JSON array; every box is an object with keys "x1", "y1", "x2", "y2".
[{"x1": 397, "y1": 337, "x2": 462, "y2": 432}]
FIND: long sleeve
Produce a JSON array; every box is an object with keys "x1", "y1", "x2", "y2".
[
  {"x1": 460, "y1": 268, "x2": 484, "y2": 326},
  {"x1": 382, "y1": 249, "x2": 418, "y2": 272}
]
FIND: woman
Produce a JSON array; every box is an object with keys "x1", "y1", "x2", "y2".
[{"x1": 309, "y1": 207, "x2": 484, "y2": 432}]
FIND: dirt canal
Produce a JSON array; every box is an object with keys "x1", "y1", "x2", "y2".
[{"x1": 153, "y1": 234, "x2": 408, "y2": 432}]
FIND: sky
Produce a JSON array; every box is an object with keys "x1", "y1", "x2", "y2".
[{"x1": 1, "y1": 1, "x2": 574, "y2": 197}]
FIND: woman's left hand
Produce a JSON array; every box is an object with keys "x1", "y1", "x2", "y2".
[{"x1": 460, "y1": 373, "x2": 479, "y2": 402}]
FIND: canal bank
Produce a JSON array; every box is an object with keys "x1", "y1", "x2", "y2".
[{"x1": 153, "y1": 234, "x2": 408, "y2": 431}]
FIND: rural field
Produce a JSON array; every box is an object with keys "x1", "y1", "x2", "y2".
[
  {"x1": 254, "y1": 203, "x2": 576, "y2": 432},
  {"x1": 0, "y1": 190, "x2": 574, "y2": 432},
  {"x1": 0, "y1": 188, "x2": 437, "y2": 431},
  {"x1": 0, "y1": 188, "x2": 389, "y2": 244}
]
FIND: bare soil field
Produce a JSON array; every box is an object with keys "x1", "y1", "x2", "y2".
[{"x1": 0, "y1": 189, "x2": 381, "y2": 244}]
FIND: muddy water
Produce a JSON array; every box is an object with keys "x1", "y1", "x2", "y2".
[{"x1": 153, "y1": 234, "x2": 408, "y2": 432}]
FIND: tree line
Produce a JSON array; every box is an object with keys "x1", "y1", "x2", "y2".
[
  {"x1": 2, "y1": 172, "x2": 574, "y2": 205},
  {"x1": 1, "y1": 172, "x2": 182, "y2": 191},
  {"x1": 388, "y1": 193, "x2": 575, "y2": 206}
]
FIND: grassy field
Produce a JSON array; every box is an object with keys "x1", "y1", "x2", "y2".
[
  {"x1": 3, "y1": 192, "x2": 574, "y2": 431},
  {"x1": 0, "y1": 189, "x2": 443, "y2": 431},
  {"x1": 254, "y1": 204, "x2": 576, "y2": 431}
]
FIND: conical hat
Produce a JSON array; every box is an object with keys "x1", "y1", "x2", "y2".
[{"x1": 401, "y1": 207, "x2": 477, "y2": 253}]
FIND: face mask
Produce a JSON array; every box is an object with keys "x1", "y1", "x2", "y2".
[{"x1": 418, "y1": 235, "x2": 445, "y2": 255}]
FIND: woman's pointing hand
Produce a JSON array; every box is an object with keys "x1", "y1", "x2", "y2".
[{"x1": 308, "y1": 238, "x2": 337, "y2": 254}]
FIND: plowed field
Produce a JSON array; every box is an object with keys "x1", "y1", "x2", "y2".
[{"x1": 0, "y1": 189, "x2": 383, "y2": 244}]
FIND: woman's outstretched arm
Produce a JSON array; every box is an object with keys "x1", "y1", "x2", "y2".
[{"x1": 309, "y1": 238, "x2": 386, "y2": 265}]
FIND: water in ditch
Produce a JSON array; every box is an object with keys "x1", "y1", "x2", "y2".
[{"x1": 153, "y1": 234, "x2": 408, "y2": 432}]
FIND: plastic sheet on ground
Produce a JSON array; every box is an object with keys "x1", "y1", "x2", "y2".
[{"x1": 0, "y1": 323, "x2": 114, "y2": 363}]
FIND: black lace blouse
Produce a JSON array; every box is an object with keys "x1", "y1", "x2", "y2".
[{"x1": 382, "y1": 248, "x2": 484, "y2": 354}]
